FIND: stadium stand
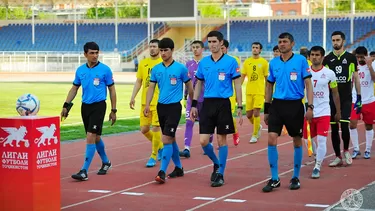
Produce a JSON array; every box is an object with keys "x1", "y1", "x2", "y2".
[
  {"x1": 216, "y1": 16, "x2": 375, "y2": 51},
  {"x1": 0, "y1": 22, "x2": 162, "y2": 52},
  {"x1": 0, "y1": 16, "x2": 374, "y2": 52}
]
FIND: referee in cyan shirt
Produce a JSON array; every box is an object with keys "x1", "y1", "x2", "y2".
[
  {"x1": 262, "y1": 33, "x2": 313, "y2": 192},
  {"x1": 61, "y1": 42, "x2": 117, "y2": 181},
  {"x1": 190, "y1": 31, "x2": 243, "y2": 187},
  {"x1": 144, "y1": 38, "x2": 194, "y2": 184}
]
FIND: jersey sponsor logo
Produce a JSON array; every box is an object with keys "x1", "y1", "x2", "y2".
[
  {"x1": 337, "y1": 76, "x2": 347, "y2": 83},
  {"x1": 361, "y1": 81, "x2": 369, "y2": 87},
  {"x1": 313, "y1": 91, "x2": 325, "y2": 98}
]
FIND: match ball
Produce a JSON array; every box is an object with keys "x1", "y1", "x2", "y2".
[{"x1": 16, "y1": 93, "x2": 40, "y2": 116}]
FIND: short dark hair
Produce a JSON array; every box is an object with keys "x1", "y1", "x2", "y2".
[
  {"x1": 273, "y1": 45, "x2": 279, "y2": 51},
  {"x1": 207, "y1": 31, "x2": 224, "y2": 41},
  {"x1": 150, "y1": 39, "x2": 159, "y2": 45},
  {"x1": 369, "y1": 51, "x2": 375, "y2": 56},
  {"x1": 309, "y1": 46, "x2": 325, "y2": 57},
  {"x1": 300, "y1": 47, "x2": 309, "y2": 58},
  {"x1": 252, "y1": 42, "x2": 263, "y2": 50},
  {"x1": 331, "y1": 31, "x2": 346, "y2": 40},
  {"x1": 191, "y1": 40, "x2": 204, "y2": 48},
  {"x1": 84, "y1": 42, "x2": 99, "y2": 53},
  {"x1": 158, "y1": 38, "x2": 174, "y2": 50},
  {"x1": 223, "y1": 39, "x2": 229, "y2": 48},
  {"x1": 278, "y1": 32, "x2": 294, "y2": 42},
  {"x1": 355, "y1": 46, "x2": 368, "y2": 56}
]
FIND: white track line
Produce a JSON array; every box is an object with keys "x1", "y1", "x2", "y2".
[
  {"x1": 185, "y1": 142, "x2": 368, "y2": 211},
  {"x1": 61, "y1": 140, "x2": 293, "y2": 209}
]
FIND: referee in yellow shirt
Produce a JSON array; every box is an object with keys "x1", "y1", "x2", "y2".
[
  {"x1": 241, "y1": 42, "x2": 269, "y2": 143},
  {"x1": 130, "y1": 39, "x2": 164, "y2": 167},
  {"x1": 221, "y1": 40, "x2": 240, "y2": 146}
]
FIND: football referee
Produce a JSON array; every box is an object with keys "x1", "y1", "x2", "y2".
[
  {"x1": 262, "y1": 33, "x2": 313, "y2": 192},
  {"x1": 61, "y1": 42, "x2": 117, "y2": 181}
]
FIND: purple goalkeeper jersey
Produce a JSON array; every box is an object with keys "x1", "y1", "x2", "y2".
[{"x1": 185, "y1": 59, "x2": 204, "y2": 103}]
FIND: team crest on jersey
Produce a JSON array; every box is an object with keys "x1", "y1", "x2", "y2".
[
  {"x1": 321, "y1": 73, "x2": 326, "y2": 79},
  {"x1": 342, "y1": 58, "x2": 347, "y2": 64},
  {"x1": 290, "y1": 72, "x2": 297, "y2": 81}
]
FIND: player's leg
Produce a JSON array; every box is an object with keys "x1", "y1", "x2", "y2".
[
  {"x1": 246, "y1": 94, "x2": 254, "y2": 124},
  {"x1": 199, "y1": 99, "x2": 220, "y2": 182},
  {"x1": 155, "y1": 103, "x2": 180, "y2": 184},
  {"x1": 212, "y1": 98, "x2": 234, "y2": 187},
  {"x1": 340, "y1": 101, "x2": 352, "y2": 165},
  {"x1": 150, "y1": 105, "x2": 163, "y2": 162},
  {"x1": 166, "y1": 103, "x2": 185, "y2": 179},
  {"x1": 311, "y1": 116, "x2": 330, "y2": 179},
  {"x1": 251, "y1": 94, "x2": 264, "y2": 143},
  {"x1": 262, "y1": 100, "x2": 283, "y2": 192},
  {"x1": 284, "y1": 100, "x2": 304, "y2": 190},
  {"x1": 350, "y1": 103, "x2": 361, "y2": 158},
  {"x1": 180, "y1": 100, "x2": 194, "y2": 158},
  {"x1": 93, "y1": 101, "x2": 111, "y2": 175},
  {"x1": 329, "y1": 101, "x2": 343, "y2": 167},
  {"x1": 230, "y1": 95, "x2": 240, "y2": 146},
  {"x1": 361, "y1": 102, "x2": 375, "y2": 159}
]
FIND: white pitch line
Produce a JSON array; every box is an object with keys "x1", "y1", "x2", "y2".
[
  {"x1": 305, "y1": 204, "x2": 329, "y2": 208},
  {"x1": 224, "y1": 199, "x2": 246, "y2": 203},
  {"x1": 193, "y1": 197, "x2": 216, "y2": 201},
  {"x1": 121, "y1": 192, "x2": 144, "y2": 196},
  {"x1": 88, "y1": 190, "x2": 111, "y2": 194}
]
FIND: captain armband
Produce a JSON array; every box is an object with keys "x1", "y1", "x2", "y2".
[
  {"x1": 329, "y1": 80, "x2": 338, "y2": 89},
  {"x1": 264, "y1": 102, "x2": 271, "y2": 114}
]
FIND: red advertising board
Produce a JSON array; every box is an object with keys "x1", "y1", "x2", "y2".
[{"x1": 0, "y1": 116, "x2": 60, "y2": 211}]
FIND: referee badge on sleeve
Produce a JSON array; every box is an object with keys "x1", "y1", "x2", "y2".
[
  {"x1": 290, "y1": 72, "x2": 297, "y2": 81},
  {"x1": 170, "y1": 77, "x2": 177, "y2": 85},
  {"x1": 93, "y1": 78, "x2": 100, "y2": 86},
  {"x1": 219, "y1": 72, "x2": 226, "y2": 81}
]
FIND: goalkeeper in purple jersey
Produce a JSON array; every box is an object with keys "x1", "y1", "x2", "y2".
[{"x1": 180, "y1": 40, "x2": 213, "y2": 158}]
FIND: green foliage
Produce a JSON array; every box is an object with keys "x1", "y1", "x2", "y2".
[
  {"x1": 313, "y1": 0, "x2": 375, "y2": 13},
  {"x1": 85, "y1": 5, "x2": 147, "y2": 19}
]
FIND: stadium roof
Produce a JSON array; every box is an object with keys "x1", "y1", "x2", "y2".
[{"x1": 0, "y1": 0, "x2": 252, "y2": 7}]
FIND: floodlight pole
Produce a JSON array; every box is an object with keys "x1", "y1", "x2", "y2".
[
  {"x1": 226, "y1": 3, "x2": 230, "y2": 43},
  {"x1": 350, "y1": 0, "x2": 355, "y2": 45},
  {"x1": 74, "y1": 0, "x2": 77, "y2": 45},
  {"x1": 115, "y1": 0, "x2": 118, "y2": 46},
  {"x1": 323, "y1": 0, "x2": 327, "y2": 50}
]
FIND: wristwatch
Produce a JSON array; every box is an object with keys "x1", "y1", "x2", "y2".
[
  {"x1": 307, "y1": 104, "x2": 314, "y2": 110},
  {"x1": 111, "y1": 108, "x2": 117, "y2": 113}
]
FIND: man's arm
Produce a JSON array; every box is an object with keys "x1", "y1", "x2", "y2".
[
  {"x1": 331, "y1": 86, "x2": 341, "y2": 115},
  {"x1": 185, "y1": 80, "x2": 194, "y2": 101},
  {"x1": 108, "y1": 85, "x2": 117, "y2": 110},
  {"x1": 65, "y1": 85, "x2": 79, "y2": 103},
  {"x1": 304, "y1": 77, "x2": 313, "y2": 106},
  {"x1": 193, "y1": 80, "x2": 202, "y2": 101},
  {"x1": 368, "y1": 58, "x2": 375, "y2": 82},
  {"x1": 145, "y1": 82, "x2": 156, "y2": 107},
  {"x1": 234, "y1": 77, "x2": 242, "y2": 107},
  {"x1": 353, "y1": 71, "x2": 361, "y2": 94},
  {"x1": 265, "y1": 81, "x2": 274, "y2": 103},
  {"x1": 130, "y1": 78, "x2": 142, "y2": 100}
]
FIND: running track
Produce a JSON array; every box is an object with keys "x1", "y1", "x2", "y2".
[{"x1": 60, "y1": 115, "x2": 375, "y2": 211}]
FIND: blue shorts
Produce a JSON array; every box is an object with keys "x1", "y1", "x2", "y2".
[{"x1": 186, "y1": 101, "x2": 203, "y2": 121}]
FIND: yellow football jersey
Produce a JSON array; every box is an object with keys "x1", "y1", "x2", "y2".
[
  {"x1": 241, "y1": 57, "x2": 269, "y2": 95},
  {"x1": 136, "y1": 57, "x2": 163, "y2": 105}
]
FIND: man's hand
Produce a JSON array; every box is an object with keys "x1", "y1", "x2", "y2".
[
  {"x1": 109, "y1": 111, "x2": 117, "y2": 126},
  {"x1": 335, "y1": 111, "x2": 341, "y2": 123},
  {"x1": 366, "y1": 57, "x2": 373, "y2": 68},
  {"x1": 264, "y1": 114, "x2": 269, "y2": 125},
  {"x1": 129, "y1": 98, "x2": 136, "y2": 110},
  {"x1": 143, "y1": 105, "x2": 150, "y2": 117},
  {"x1": 354, "y1": 95, "x2": 362, "y2": 114},
  {"x1": 60, "y1": 108, "x2": 68, "y2": 121},
  {"x1": 305, "y1": 108, "x2": 313, "y2": 123},
  {"x1": 190, "y1": 107, "x2": 198, "y2": 122},
  {"x1": 237, "y1": 108, "x2": 243, "y2": 126}
]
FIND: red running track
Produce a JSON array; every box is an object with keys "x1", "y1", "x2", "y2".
[{"x1": 60, "y1": 116, "x2": 375, "y2": 211}]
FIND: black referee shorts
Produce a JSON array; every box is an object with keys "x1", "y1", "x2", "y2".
[
  {"x1": 157, "y1": 102, "x2": 182, "y2": 137},
  {"x1": 268, "y1": 99, "x2": 305, "y2": 137},
  {"x1": 199, "y1": 98, "x2": 235, "y2": 135},
  {"x1": 81, "y1": 100, "x2": 106, "y2": 135}
]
